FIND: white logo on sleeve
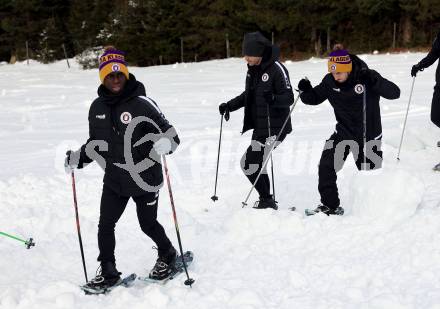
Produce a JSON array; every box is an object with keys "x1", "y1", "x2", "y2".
[
  {"x1": 96, "y1": 114, "x2": 106, "y2": 119},
  {"x1": 120, "y1": 112, "x2": 132, "y2": 124},
  {"x1": 262, "y1": 73, "x2": 269, "y2": 82},
  {"x1": 354, "y1": 84, "x2": 365, "y2": 94}
]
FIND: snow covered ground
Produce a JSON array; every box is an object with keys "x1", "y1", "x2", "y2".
[{"x1": 1, "y1": 53, "x2": 440, "y2": 309}]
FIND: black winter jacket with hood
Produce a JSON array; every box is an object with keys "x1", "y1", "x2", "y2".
[
  {"x1": 300, "y1": 55, "x2": 400, "y2": 143},
  {"x1": 77, "y1": 74, "x2": 180, "y2": 197},
  {"x1": 417, "y1": 31, "x2": 440, "y2": 84},
  {"x1": 227, "y1": 44, "x2": 294, "y2": 142}
]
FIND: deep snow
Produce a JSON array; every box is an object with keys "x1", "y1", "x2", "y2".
[{"x1": 1, "y1": 53, "x2": 440, "y2": 309}]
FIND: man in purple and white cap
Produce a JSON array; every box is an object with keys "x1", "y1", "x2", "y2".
[{"x1": 297, "y1": 45, "x2": 400, "y2": 216}]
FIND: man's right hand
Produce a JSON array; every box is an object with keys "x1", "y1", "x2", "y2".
[
  {"x1": 218, "y1": 102, "x2": 230, "y2": 121},
  {"x1": 64, "y1": 150, "x2": 80, "y2": 173},
  {"x1": 298, "y1": 79, "x2": 313, "y2": 92},
  {"x1": 411, "y1": 64, "x2": 423, "y2": 77}
]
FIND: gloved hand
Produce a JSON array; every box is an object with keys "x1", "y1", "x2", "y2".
[
  {"x1": 411, "y1": 64, "x2": 423, "y2": 77},
  {"x1": 153, "y1": 137, "x2": 172, "y2": 155},
  {"x1": 263, "y1": 90, "x2": 275, "y2": 105},
  {"x1": 265, "y1": 135, "x2": 277, "y2": 147},
  {"x1": 218, "y1": 102, "x2": 230, "y2": 121},
  {"x1": 64, "y1": 150, "x2": 81, "y2": 173},
  {"x1": 298, "y1": 79, "x2": 312, "y2": 92},
  {"x1": 359, "y1": 68, "x2": 376, "y2": 85}
]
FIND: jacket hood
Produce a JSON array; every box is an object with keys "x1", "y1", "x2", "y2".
[
  {"x1": 348, "y1": 54, "x2": 369, "y2": 84},
  {"x1": 97, "y1": 73, "x2": 146, "y2": 105},
  {"x1": 247, "y1": 45, "x2": 280, "y2": 70}
]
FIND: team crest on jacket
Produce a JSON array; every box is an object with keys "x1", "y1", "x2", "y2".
[
  {"x1": 354, "y1": 84, "x2": 365, "y2": 94},
  {"x1": 120, "y1": 112, "x2": 132, "y2": 124},
  {"x1": 262, "y1": 73, "x2": 269, "y2": 82}
]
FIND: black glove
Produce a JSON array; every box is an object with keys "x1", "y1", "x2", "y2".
[
  {"x1": 411, "y1": 64, "x2": 423, "y2": 77},
  {"x1": 218, "y1": 102, "x2": 230, "y2": 121},
  {"x1": 359, "y1": 68, "x2": 376, "y2": 85},
  {"x1": 263, "y1": 90, "x2": 275, "y2": 105},
  {"x1": 298, "y1": 79, "x2": 312, "y2": 92}
]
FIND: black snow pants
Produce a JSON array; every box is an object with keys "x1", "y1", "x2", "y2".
[
  {"x1": 318, "y1": 133, "x2": 383, "y2": 209},
  {"x1": 431, "y1": 84, "x2": 440, "y2": 128},
  {"x1": 240, "y1": 133, "x2": 284, "y2": 199},
  {"x1": 97, "y1": 185, "x2": 172, "y2": 262}
]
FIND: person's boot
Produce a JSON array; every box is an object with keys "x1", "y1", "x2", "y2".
[
  {"x1": 433, "y1": 162, "x2": 440, "y2": 171},
  {"x1": 253, "y1": 196, "x2": 278, "y2": 210},
  {"x1": 86, "y1": 261, "x2": 121, "y2": 289},
  {"x1": 305, "y1": 204, "x2": 344, "y2": 216},
  {"x1": 149, "y1": 246, "x2": 177, "y2": 280}
]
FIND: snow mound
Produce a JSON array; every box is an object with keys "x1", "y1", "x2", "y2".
[{"x1": 350, "y1": 169, "x2": 424, "y2": 222}]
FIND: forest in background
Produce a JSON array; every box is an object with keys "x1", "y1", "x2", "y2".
[{"x1": 1, "y1": 0, "x2": 440, "y2": 66}]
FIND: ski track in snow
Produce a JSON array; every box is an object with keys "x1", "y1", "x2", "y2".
[{"x1": 1, "y1": 54, "x2": 440, "y2": 308}]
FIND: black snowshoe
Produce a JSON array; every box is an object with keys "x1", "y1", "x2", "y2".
[
  {"x1": 86, "y1": 261, "x2": 121, "y2": 289},
  {"x1": 80, "y1": 261, "x2": 132, "y2": 294},
  {"x1": 305, "y1": 205, "x2": 344, "y2": 216},
  {"x1": 253, "y1": 196, "x2": 278, "y2": 210},
  {"x1": 149, "y1": 246, "x2": 177, "y2": 280}
]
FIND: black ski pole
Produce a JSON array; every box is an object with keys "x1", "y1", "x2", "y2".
[
  {"x1": 242, "y1": 94, "x2": 301, "y2": 207},
  {"x1": 162, "y1": 155, "x2": 195, "y2": 287},
  {"x1": 0, "y1": 231, "x2": 35, "y2": 249},
  {"x1": 70, "y1": 169, "x2": 88, "y2": 283},
  {"x1": 211, "y1": 114, "x2": 224, "y2": 202},
  {"x1": 266, "y1": 104, "x2": 276, "y2": 201}
]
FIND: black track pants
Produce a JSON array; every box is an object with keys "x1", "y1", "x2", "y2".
[
  {"x1": 318, "y1": 133, "x2": 383, "y2": 209},
  {"x1": 241, "y1": 139, "x2": 273, "y2": 199},
  {"x1": 431, "y1": 85, "x2": 440, "y2": 128},
  {"x1": 97, "y1": 185, "x2": 172, "y2": 262}
]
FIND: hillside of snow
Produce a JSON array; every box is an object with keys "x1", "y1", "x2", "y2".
[{"x1": 1, "y1": 53, "x2": 440, "y2": 309}]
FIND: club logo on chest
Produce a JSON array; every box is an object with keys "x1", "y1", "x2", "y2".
[
  {"x1": 354, "y1": 84, "x2": 365, "y2": 94},
  {"x1": 262, "y1": 73, "x2": 269, "y2": 82},
  {"x1": 120, "y1": 112, "x2": 132, "y2": 124}
]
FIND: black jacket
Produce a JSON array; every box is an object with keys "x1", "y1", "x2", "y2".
[
  {"x1": 417, "y1": 32, "x2": 440, "y2": 84},
  {"x1": 300, "y1": 55, "x2": 400, "y2": 142},
  {"x1": 78, "y1": 74, "x2": 180, "y2": 197},
  {"x1": 227, "y1": 46, "x2": 294, "y2": 141}
]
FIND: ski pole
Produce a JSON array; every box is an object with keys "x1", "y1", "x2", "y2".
[
  {"x1": 70, "y1": 169, "x2": 88, "y2": 283},
  {"x1": 211, "y1": 114, "x2": 224, "y2": 202},
  {"x1": 266, "y1": 104, "x2": 276, "y2": 201},
  {"x1": 242, "y1": 94, "x2": 301, "y2": 208},
  {"x1": 362, "y1": 84, "x2": 367, "y2": 170},
  {"x1": 397, "y1": 76, "x2": 416, "y2": 161},
  {"x1": 0, "y1": 231, "x2": 35, "y2": 249},
  {"x1": 162, "y1": 155, "x2": 195, "y2": 287}
]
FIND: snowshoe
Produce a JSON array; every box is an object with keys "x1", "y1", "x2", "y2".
[
  {"x1": 433, "y1": 163, "x2": 440, "y2": 171},
  {"x1": 80, "y1": 261, "x2": 135, "y2": 295},
  {"x1": 305, "y1": 205, "x2": 344, "y2": 216},
  {"x1": 139, "y1": 251, "x2": 194, "y2": 285},
  {"x1": 253, "y1": 196, "x2": 278, "y2": 210},
  {"x1": 149, "y1": 246, "x2": 177, "y2": 280}
]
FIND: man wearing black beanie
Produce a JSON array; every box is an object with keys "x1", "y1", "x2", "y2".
[{"x1": 218, "y1": 32, "x2": 294, "y2": 209}]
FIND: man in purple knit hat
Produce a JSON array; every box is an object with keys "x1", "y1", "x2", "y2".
[
  {"x1": 297, "y1": 45, "x2": 401, "y2": 216},
  {"x1": 65, "y1": 46, "x2": 180, "y2": 289}
]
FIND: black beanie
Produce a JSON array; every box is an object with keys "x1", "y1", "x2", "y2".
[{"x1": 242, "y1": 32, "x2": 271, "y2": 57}]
